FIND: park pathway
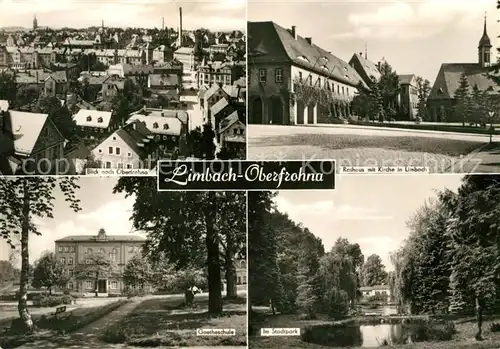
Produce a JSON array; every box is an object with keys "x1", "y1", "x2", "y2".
[{"x1": 15, "y1": 299, "x2": 141, "y2": 349}]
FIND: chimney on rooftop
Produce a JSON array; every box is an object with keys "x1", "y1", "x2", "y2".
[
  {"x1": 305, "y1": 37, "x2": 312, "y2": 45},
  {"x1": 291, "y1": 26, "x2": 296, "y2": 39}
]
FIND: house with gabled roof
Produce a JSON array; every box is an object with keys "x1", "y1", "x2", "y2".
[
  {"x1": 201, "y1": 83, "x2": 229, "y2": 121},
  {"x1": 101, "y1": 75, "x2": 125, "y2": 102},
  {"x1": 248, "y1": 21, "x2": 366, "y2": 125},
  {"x1": 348, "y1": 52, "x2": 381, "y2": 86},
  {"x1": 219, "y1": 111, "x2": 245, "y2": 149},
  {"x1": 2, "y1": 110, "x2": 67, "y2": 174},
  {"x1": 73, "y1": 109, "x2": 119, "y2": 136},
  {"x1": 427, "y1": 16, "x2": 500, "y2": 122},
  {"x1": 90, "y1": 119, "x2": 156, "y2": 170}
]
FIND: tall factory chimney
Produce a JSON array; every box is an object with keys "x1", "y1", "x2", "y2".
[
  {"x1": 178, "y1": 7, "x2": 183, "y2": 47},
  {"x1": 162, "y1": 17, "x2": 164, "y2": 30}
]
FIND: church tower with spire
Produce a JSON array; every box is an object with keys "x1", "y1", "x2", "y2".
[
  {"x1": 478, "y1": 14, "x2": 492, "y2": 68},
  {"x1": 32, "y1": 14, "x2": 38, "y2": 31}
]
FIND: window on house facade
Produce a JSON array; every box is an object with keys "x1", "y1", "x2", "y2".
[
  {"x1": 153, "y1": 122, "x2": 159, "y2": 129},
  {"x1": 308, "y1": 75, "x2": 312, "y2": 86},
  {"x1": 342, "y1": 86, "x2": 345, "y2": 94},
  {"x1": 64, "y1": 246, "x2": 69, "y2": 252},
  {"x1": 106, "y1": 161, "x2": 111, "y2": 168},
  {"x1": 70, "y1": 246, "x2": 75, "y2": 252},
  {"x1": 237, "y1": 276, "x2": 241, "y2": 284},
  {"x1": 86, "y1": 116, "x2": 92, "y2": 122},
  {"x1": 86, "y1": 280, "x2": 93, "y2": 289},
  {"x1": 110, "y1": 281, "x2": 118, "y2": 289},
  {"x1": 68, "y1": 257, "x2": 73, "y2": 265},
  {"x1": 317, "y1": 77, "x2": 321, "y2": 88},
  {"x1": 275, "y1": 68, "x2": 283, "y2": 83},
  {"x1": 60, "y1": 257, "x2": 66, "y2": 264},
  {"x1": 298, "y1": 71, "x2": 303, "y2": 82},
  {"x1": 110, "y1": 248, "x2": 118, "y2": 261},
  {"x1": 97, "y1": 117, "x2": 103, "y2": 123},
  {"x1": 67, "y1": 282, "x2": 73, "y2": 289},
  {"x1": 128, "y1": 246, "x2": 134, "y2": 253},
  {"x1": 58, "y1": 246, "x2": 63, "y2": 252},
  {"x1": 98, "y1": 149, "x2": 102, "y2": 153},
  {"x1": 126, "y1": 163, "x2": 132, "y2": 169},
  {"x1": 117, "y1": 162, "x2": 123, "y2": 169},
  {"x1": 258, "y1": 69, "x2": 266, "y2": 82},
  {"x1": 115, "y1": 147, "x2": 120, "y2": 155},
  {"x1": 108, "y1": 146, "x2": 113, "y2": 154}
]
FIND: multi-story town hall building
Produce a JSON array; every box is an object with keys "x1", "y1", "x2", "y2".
[
  {"x1": 55, "y1": 229, "x2": 145, "y2": 295},
  {"x1": 248, "y1": 21, "x2": 366, "y2": 125}
]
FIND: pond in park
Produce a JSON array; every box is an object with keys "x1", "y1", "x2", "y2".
[{"x1": 302, "y1": 319, "x2": 455, "y2": 347}]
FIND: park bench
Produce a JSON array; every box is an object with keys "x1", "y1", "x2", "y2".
[{"x1": 52, "y1": 305, "x2": 70, "y2": 320}]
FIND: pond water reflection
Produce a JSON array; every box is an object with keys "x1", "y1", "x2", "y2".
[{"x1": 302, "y1": 315, "x2": 454, "y2": 348}]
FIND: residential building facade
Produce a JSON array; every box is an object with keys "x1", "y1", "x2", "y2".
[
  {"x1": 91, "y1": 120, "x2": 156, "y2": 169},
  {"x1": 359, "y1": 285, "x2": 391, "y2": 299}
]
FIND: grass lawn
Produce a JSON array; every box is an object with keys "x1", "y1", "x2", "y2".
[
  {"x1": 0, "y1": 300, "x2": 128, "y2": 348},
  {"x1": 252, "y1": 134, "x2": 483, "y2": 157},
  {"x1": 102, "y1": 296, "x2": 247, "y2": 347},
  {"x1": 249, "y1": 313, "x2": 500, "y2": 349},
  {"x1": 249, "y1": 134, "x2": 484, "y2": 172}
]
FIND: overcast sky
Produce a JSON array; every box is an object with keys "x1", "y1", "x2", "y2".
[
  {"x1": 248, "y1": 0, "x2": 499, "y2": 82},
  {"x1": 0, "y1": 0, "x2": 245, "y2": 31},
  {"x1": 274, "y1": 175, "x2": 464, "y2": 271},
  {"x1": 0, "y1": 177, "x2": 144, "y2": 266}
]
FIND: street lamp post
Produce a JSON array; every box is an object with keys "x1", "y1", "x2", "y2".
[{"x1": 488, "y1": 111, "x2": 495, "y2": 144}]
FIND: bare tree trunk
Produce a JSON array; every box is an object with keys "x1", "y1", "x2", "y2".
[
  {"x1": 476, "y1": 296, "x2": 483, "y2": 341},
  {"x1": 205, "y1": 192, "x2": 222, "y2": 314},
  {"x1": 225, "y1": 231, "x2": 237, "y2": 298},
  {"x1": 18, "y1": 179, "x2": 34, "y2": 333}
]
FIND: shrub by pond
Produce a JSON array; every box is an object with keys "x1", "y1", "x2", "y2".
[{"x1": 301, "y1": 319, "x2": 456, "y2": 347}]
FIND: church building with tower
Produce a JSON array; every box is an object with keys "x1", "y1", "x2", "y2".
[
  {"x1": 32, "y1": 14, "x2": 38, "y2": 31},
  {"x1": 427, "y1": 15, "x2": 498, "y2": 122}
]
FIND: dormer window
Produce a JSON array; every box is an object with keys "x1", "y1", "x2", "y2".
[
  {"x1": 97, "y1": 117, "x2": 103, "y2": 123},
  {"x1": 345, "y1": 75, "x2": 350, "y2": 79},
  {"x1": 297, "y1": 55, "x2": 310, "y2": 63},
  {"x1": 153, "y1": 122, "x2": 159, "y2": 129},
  {"x1": 86, "y1": 116, "x2": 92, "y2": 121},
  {"x1": 438, "y1": 88, "x2": 443, "y2": 95},
  {"x1": 320, "y1": 65, "x2": 328, "y2": 71},
  {"x1": 344, "y1": 66, "x2": 348, "y2": 71},
  {"x1": 163, "y1": 123, "x2": 169, "y2": 130},
  {"x1": 321, "y1": 56, "x2": 329, "y2": 62}
]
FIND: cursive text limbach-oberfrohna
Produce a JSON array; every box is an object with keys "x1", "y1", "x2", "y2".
[{"x1": 163, "y1": 164, "x2": 324, "y2": 188}]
